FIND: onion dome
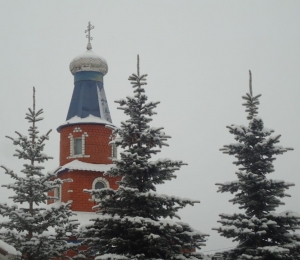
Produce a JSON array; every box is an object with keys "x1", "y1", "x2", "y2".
[
  {"x1": 69, "y1": 50, "x2": 108, "y2": 75},
  {"x1": 60, "y1": 21, "x2": 113, "y2": 133},
  {"x1": 69, "y1": 22, "x2": 108, "y2": 75}
]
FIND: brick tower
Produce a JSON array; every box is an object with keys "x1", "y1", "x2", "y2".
[{"x1": 48, "y1": 22, "x2": 120, "y2": 212}]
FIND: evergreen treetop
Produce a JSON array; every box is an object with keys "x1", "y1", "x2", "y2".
[
  {"x1": 0, "y1": 88, "x2": 78, "y2": 260},
  {"x1": 80, "y1": 56, "x2": 208, "y2": 260},
  {"x1": 213, "y1": 71, "x2": 300, "y2": 260}
]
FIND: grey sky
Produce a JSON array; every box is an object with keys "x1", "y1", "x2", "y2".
[{"x1": 0, "y1": 0, "x2": 299, "y2": 254}]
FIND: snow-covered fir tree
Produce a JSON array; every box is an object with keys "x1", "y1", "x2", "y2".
[
  {"x1": 80, "y1": 56, "x2": 208, "y2": 260},
  {"x1": 213, "y1": 71, "x2": 300, "y2": 260},
  {"x1": 0, "y1": 88, "x2": 78, "y2": 260}
]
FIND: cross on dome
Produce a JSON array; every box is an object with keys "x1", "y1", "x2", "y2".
[
  {"x1": 69, "y1": 22, "x2": 108, "y2": 76},
  {"x1": 85, "y1": 21, "x2": 94, "y2": 50}
]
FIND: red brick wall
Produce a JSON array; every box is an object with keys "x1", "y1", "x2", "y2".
[
  {"x1": 53, "y1": 244, "x2": 87, "y2": 259},
  {"x1": 58, "y1": 170, "x2": 120, "y2": 212},
  {"x1": 48, "y1": 189, "x2": 55, "y2": 204},
  {"x1": 47, "y1": 123, "x2": 121, "y2": 211},
  {"x1": 47, "y1": 169, "x2": 120, "y2": 210},
  {"x1": 60, "y1": 124, "x2": 113, "y2": 166}
]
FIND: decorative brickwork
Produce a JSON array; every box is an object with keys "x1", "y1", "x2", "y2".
[
  {"x1": 55, "y1": 170, "x2": 120, "y2": 212},
  {"x1": 60, "y1": 124, "x2": 113, "y2": 165},
  {"x1": 49, "y1": 36, "x2": 116, "y2": 258},
  {"x1": 48, "y1": 123, "x2": 120, "y2": 211},
  {"x1": 67, "y1": 132, "x2": 90, "y2": 159},
  {"x1": 92, "y1": 176, "x2": 110, "y2": 189}
]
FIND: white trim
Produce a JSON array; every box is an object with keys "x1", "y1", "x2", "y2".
[
  {"x1": 92, "y1": 177, "x2": 110, "y2": 189},
  {"x1": 68, "y1": 133, "x2": 74, "y2": 157},
  {"x1": 73, "y1": 127, "x2": 82, "y2": 133},
  {"x1": 67, "y1": 131, "x2": 90, "y2": 159},
  {"x1": 67, "y1": 154, "x2": 90, "y2": 159},
  {"x1": 109, "y1": 134, "x2": 117, "y2": 159},
  {"x1": 54, "y1": 185, "x2": 61, "y2": 201},
  {"x1": 90, "y1": 177, "x2": 110, "y2": 201},
  {"x1": 111, "y1": 143, "x2": 117, "y2": 159}
]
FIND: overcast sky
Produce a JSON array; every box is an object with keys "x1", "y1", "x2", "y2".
[{"x1": 0, "y1": 0, "x2": 299, "y2": 254}]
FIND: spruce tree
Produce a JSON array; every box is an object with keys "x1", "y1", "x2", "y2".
[
  {"x1": 80, "y1": 56, "x2": 208, "y2": 260},
  {"x1": 0, "y1": 88, "x2": 78, "y2": 260},
  {"x1": 213, "y1": 71, "x2": 300, "y2": 259}
]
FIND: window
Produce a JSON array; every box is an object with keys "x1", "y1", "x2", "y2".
[
  {"x1": 111, "y1": 143, "x2": 117, "y2": 159},
  {"x1": 74, "y1": 138, "x2": 82, "y2": 155},
  {"x1": 109, "y1": 134, "x2": 117, "y2": 159},
  {"x1": 54, "y1": 185, "x2": 61, "y2": 201},
  {"x1": 92, "y1": 177, "x2": 109, "y2": 190},
  {"x1": 90, "y1": 177, "x2": 110, "y2": 201},
  {"x1": 67, "y1": 131, "x2": 90, "y2": 159},
  {"x1": 95, "y1": 181, "x2": 105, "y2": 190}
]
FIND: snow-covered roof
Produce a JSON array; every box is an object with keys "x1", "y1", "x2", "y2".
[
  {"x1": 55, "y1": 160, "x2": 114, "y2": 175},
  {"x1": 57, "y1": 114, "x2": 115, "y2": 132}
]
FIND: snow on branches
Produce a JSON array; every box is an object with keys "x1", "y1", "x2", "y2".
[
  {"x1": 213, "y1": 72, "x2": 300, "y2": 259},
  {"x1": 80, "y1": 56, "x2": 208, "y2": 260},
  {"x1": 0, "y1": 88, "x2": 78, "y2": 260}
]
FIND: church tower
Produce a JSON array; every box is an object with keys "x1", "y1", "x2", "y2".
[{"x1": 49, "y1": 22, "x2": 120, "y2": 212}]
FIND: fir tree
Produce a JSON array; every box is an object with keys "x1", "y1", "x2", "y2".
[
  {"x1": 0, "y1": 88, "x2": 78, "y2": 260},
  {"x1": 213, "y1": 71, "x2": 300, "y2": 259},
  {"x1": 80, "y1": 56, "x2": 208, "y2": 260}
]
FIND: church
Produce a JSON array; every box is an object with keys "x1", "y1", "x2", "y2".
[
  {"x1": 0, "y1": 22, "x2": 217, "y2": 260},
  {"x1": 0, "y1": 22, "x2": 121, "y2": 260},
  {"x1": 47, "y1": 22, "x2": 122, "y2": 257},
  {"x1": 48, "y1": 21, "x2": 120, "y2": 213}
]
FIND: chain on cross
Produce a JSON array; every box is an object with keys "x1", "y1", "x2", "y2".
[{"x1": 85, "y1": 21, "x2": 94, "y2": 50}]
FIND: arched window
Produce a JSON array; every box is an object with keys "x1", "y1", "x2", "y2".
[
  {"x1": 95, "y1": 181, "x2": 105, "y2": 190},
  {"x1": 92, "y1": 177, "x2": 109, "y2": 190},
  {"x1": 91, "y1": 177, "x2": 110, "y2": 201}
]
